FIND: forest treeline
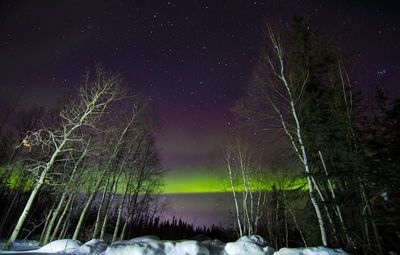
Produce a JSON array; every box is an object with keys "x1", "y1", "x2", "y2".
[
  {"x1": 0, "y1": 67, "x2": 164, "y2": 249},
  {"x1": 222, "y1": 17, "x2": 400, "y2": 254}
]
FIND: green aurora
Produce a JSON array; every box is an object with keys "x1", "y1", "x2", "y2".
[
  {"x1": 1, "y1": 167, "x2": 307, "y2": 194},
  {"x1": 163, "y1": 169, "x2": 307, "y2": 194}
]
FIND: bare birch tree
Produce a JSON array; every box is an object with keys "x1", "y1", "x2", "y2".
[
  {"x1": 72, "y1": 105, "x2": 138, "y2": 240},
  {"x1": 40, "y1": 139, "x2": 91, "y2": 244},
  {"x1": 224, "y1": 139, "x2": 266, "y2": 237},
  {"x1": 236, "y1": 26, "x2": 328, "y2": 245},
  {"x1": 5, "y1": 68, "x2": 120, "y2": 249},
  {"x1": 72, "y1": 100, "x2": 153, "y2": 240}
]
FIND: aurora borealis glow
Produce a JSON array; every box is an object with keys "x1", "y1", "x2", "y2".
[
  {"x1": 162, "y1": 169, "x2": 307, "y2": 194},
  {"x1": 163, "y1": 170, "x2": 225, "y2": 194}
]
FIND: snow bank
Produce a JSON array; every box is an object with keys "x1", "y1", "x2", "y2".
[
  {"x1": 225, "y1": 235, "x2": 274, "y2": 255},
  {"x1": 105, "y1": 239, "x2": 165, "y2": 255},
  {"x1": 105, "y1": 239, "x2": 209, "y2": 255},
  {"x1": 0, "y1": 240, "x2": 40, "y2": 251},
  {"x1": 168, "y1": 240, "x2": 209, "y2": 255},
  {"x1": 237, "y1": 235, "x2": 268, "y2": 247},
  {"x1": 201, "y1": 239, "x2": 226, "y2": 255},
  {"x1": 76, "y1": 239, "x2": 109, "y2": 254},
  {"x1": 104, "y1": 236, "x2": 165, "y2": 255},
  {"x1": 1, "y1": 235, "x2": 348, "y2": 255},
  {"x1": 274, "y1": 247, "x2": 347, "y2": 255},
  {"x1": 36, "y1": 239, "x2": 80, "y2": 253}
]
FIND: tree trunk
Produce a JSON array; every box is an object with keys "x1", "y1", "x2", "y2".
[
  {"x1": 5, "y1": 157, "x2": 54, "y2": 250},
  {"x1": 100, "y1": 193, "x2": 115, "y2": 240},
  {"x1": 59, "y1": 219, "x2": 70, "y2": 240},
  {"x1": 359, "y1": 179, "x2": 383, "y2": 254},
  {"x1": 51, "y1": 193, "x2": 75, "y2": 241},
  {"x1": 312, "y1": 177, "x2": 339, "y2": 244},
  {"x1": 225, "y1": 149, "x2": 243, "y2": 237},
  {"x1": 112, "y1": 190, "x2": 127, "y2": 242},
  {"x1": 273, "y1": 90, "x2": 329, "y2": 246},
  {"x1": 319, "y1": 151, "x2": 355, "y2": 249},
  {"x1": 39, "y1": 207, "x2": 54, "y2": 244},
  {"x1": 119, "y1": 193, "x2": 140, "y2": 241},
  {"x1": 290, "y1": 86, "x2": 328, "y2": 246},
  {"x1": 74, "y1": 163, "x2": 109, "y2": 240},
  {"x1": 42, "y1": 144, "x2": 88, "y2": 244},
  {"x1": 266, "y1": 29, "x2": 328, "y2": 246},
  {"x1": 73, "y1": 192, "x2": 95, "y2": 240},
  {"x1": 0, "y1": 173, "x2": 27, "y2": 235},
  {"x1": 92, "y1": 179, "x2": 110, "y2": 239},
  {"x1": 112, "y1": 200, "x2": 123, "y2": 242}
]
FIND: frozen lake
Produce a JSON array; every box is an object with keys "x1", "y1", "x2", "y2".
[{"x1": 159, "y1": 192, "x2": 235, "y2": 227}]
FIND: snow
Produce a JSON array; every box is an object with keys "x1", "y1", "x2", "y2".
[
  {"x1": 0, "y1": 240, "x2": 40, "y2": 251},
  {"x1": 76, "y1": 239, "x2": 109, "y2": 254},
  {"x1": 105, "y1": 239, "x2": 209, "y2": 255},
  {"x1": 201, "y1": 239, "x2": 226, "y2": 255},
  {"x1": 225, "y1": 235, "x2": 274, "y2": 255},
  {"x1": 36, "y1": 239, "x2": 81, "y2": 253},
  {"x1": 274, "y1": 247, "x2": 347, "y2": 255},
  {"x1": 237, "y1": 235, "x2": 268, "y2": 247},
  {"x1": 169, "y1": 240, "x2": 208, "y2": 255},
  {"x1": 105, "y1": 239, "x2": 165, "y2": 255},
  {"x1": 0, "y1": 235, "x2": 348, "y2": 255}
]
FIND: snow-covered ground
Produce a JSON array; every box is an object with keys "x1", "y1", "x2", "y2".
[
  {"x1": 0, "y1": 240, "x2": 40, "y2": 253},
  {"x1": 0, "y1": 235, "x2": 347, "y2": 255}
]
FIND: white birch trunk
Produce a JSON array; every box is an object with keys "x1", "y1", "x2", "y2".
[
  {"x1": 318, "y1": 151, "x2": 355, "y2": 249},
  {"x1": 112, "y1": 196, "x2": 125, "y2": 243},
  {"x1": 92, "y1": 178, "x2": 110, "y2": 239},
  {"x1": 5, "y1": 147, "x2": 62, "y2": 249},
  {"x1": 112, "y1": 175, "x2": 130, "y2": 242},
  {"x1": 100, "y1": 192, "x2": 115, "y2": 240},
  {"x1": 73, "y1": 192, "x2": 95, "y2": 240},
  {"x1": 51, "y1": 193, "x2": 75, "y2": 241},
  {"x1": 225, "y1": 149, "x2": 243, "y2": 237},
  {"x1": 42, "y1": 144, "x2": 89, "y2": 244},
  {"x1": 267, "y1": 29, "x2": 328, "y2": 246},
  {"x1": 5, "y1": 70, "x2": 118, "y2": 249}
]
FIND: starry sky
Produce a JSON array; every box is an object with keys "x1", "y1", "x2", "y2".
[{"x1": 1, "y1": 0, "x2": 400, "y2": 226}]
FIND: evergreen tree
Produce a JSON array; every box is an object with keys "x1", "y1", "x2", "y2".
[
  {"x1": 360, "y1": 89, "x2": 400, "y2": 251},
  {"x1": 288, "y1": 17, "x2": 363, "y2": 249}
]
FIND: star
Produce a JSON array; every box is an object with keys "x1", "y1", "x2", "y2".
[{"x1": 377, "y1": 69, "x2": 387, "y2": 75}]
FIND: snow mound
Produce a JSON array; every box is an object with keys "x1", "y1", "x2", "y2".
[
  {"x1": 105, "y1": 239, "x2": 209, "y2": 255},
  {"x1": 1, "y1": 236, "x2": 349, "y2": 255},
  {"x1": 168, "y1": 240, "x2": 209, "y2": 255},
  {"x1": 76, "y1": 239, "x2": 109, "y2": 254},
  {"x1": 111, "y1": 235, "x2": 160, "y2": 246},
  {"x1": 274, "y1": 246, "x2": 348, "y2": 255},
  {"x1": 105, "y1": 238, "x2": 165, "y2": 255},
  {"x1": 225, "y1": 235, "x2": 274, "y2": 255},
  {"x1": 0, "y1": 240, "x2": 40, "y2": 251},
  {"x1": 131, "y1": 235, "x2": 160, "y2": 242},
  {"x1": 237, "y1": 235, "x2": 268, "y2": 246},
  {"x1": 201, "y1": 239, "x2": 226, "y2": 255},
  {"x1": 36, "y1": 239, "x2": 80, "y2": 253},
  {"x1": 225, "y1": 241, "x2": 273, "y2": 255}
]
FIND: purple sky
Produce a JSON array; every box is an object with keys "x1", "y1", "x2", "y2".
[{"x1": 1, "y1": 0, "x2": 400, "y2": 226}]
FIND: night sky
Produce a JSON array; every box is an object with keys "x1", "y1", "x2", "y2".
[{"x1": 1, "y1": 0, "x2": 400, "y2": 226}]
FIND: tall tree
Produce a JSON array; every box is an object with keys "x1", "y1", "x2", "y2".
[
  {"x1": 5, "y1": 67, "x2": 120, "y2": 249},
  {"x1": 224, "y1": 138, "x2": 266, "y2": 237},
  {"x1": 360, "y1": 89, "x2": 400, "y2": 252},
  {"x1": 234, "y1": 19, "x2": 375, "y2": 249},
  {"x1": 235, "y1": 24, "x2": 328, "y2": 246}
]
